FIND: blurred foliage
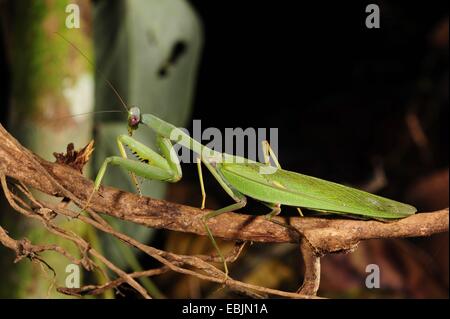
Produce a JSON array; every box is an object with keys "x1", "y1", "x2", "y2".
[
  {"x1": 91, "y1": 0, "x2": 202, "y2": 295},
  {"x1": 0, "y1": 0, "x2": 203, "y2": 298},
  {"x1": 0, "y1": 0, "x2": 94, "y2": 298}
]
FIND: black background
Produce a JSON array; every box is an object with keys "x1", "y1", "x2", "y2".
[
  {"x1": 0, "y1": 298, "x2": 446, "y2": 317},
  {"x1": 183, "y1": 1, "x2": 448, "y2": 210}
]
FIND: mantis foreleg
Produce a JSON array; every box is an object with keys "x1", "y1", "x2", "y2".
[
  {"x1": 117, "y1": 135, "x2": 142, "y2": 196},
  {"x1": 85, "y1": 134, "x2": 181, "y2": 208}
]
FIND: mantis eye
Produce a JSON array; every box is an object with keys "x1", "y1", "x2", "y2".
[
  {"x1": 128, "y1": 107, "x2": 141, "y2": 128},
  {"x1": 129, "y1": 115, "x2": 140, "y2": 126}
]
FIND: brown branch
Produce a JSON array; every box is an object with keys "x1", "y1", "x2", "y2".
[
  {"x1": 0, "y1": 172, "x2": 151, "y2": 299},
  {"x1": 297, "y1": 238, "x2": 321, "y2": 295},
  {"x1": 0, "y1": 123, "x2": 448, "y2": 298},
  {"x1": 42, "y1": 198, "x2": 317, "y2": 299},
  {"x1": 57, "y1": 266, "x2": 171, "y2": 297},
  {"x1": 0, "y1": 124, "x2": 447, "y2": 252},
  {"x1": 0, "y1": 226, "x2": 67, "y2": 264},
  {"x1": 0, "y1": 129, "x2": 315, "y2": 298}
]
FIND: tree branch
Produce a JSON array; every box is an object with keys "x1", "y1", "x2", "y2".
[
  {"x1": 297, "y1": 238, "x2": 321, "y2": 295},
  {"x1": 0, "y1": 124, "x2": 447, "y2": 252},
  {"x1": 0, "y1": 123, "x2": 448, "y2": 298}
]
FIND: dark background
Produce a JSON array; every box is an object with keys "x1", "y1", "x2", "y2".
[
  {"x1": 159, "y1": 1, "x2": 449, "y2": 298},
  {"x1": 178, "y1": 1, "x2": 449, "y2": 209},
  {"x1": 0, "y1": 2, "x2": 447, "y2": 208}
]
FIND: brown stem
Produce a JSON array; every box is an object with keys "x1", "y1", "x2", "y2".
[
  {"x1": 297, "y1": 238, "x2": 321, "y2": 295},
  {"x1": 0, "y1": 124, "x2": 447, "y2": 254},
  {"x1": 0, "y1": 123, "x2": 448, "y2": 298}
]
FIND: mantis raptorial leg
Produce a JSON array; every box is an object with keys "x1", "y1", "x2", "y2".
[
  {"x1": 84, "y1": 134, "x2": 181, "y2": 209},
  {"x1": 117, "y1": 135, "x2": 142, "y2": 196}
]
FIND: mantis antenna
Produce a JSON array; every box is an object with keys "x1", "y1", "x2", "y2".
[
  {"x1": 55, "y1": 32, "x2": 130, "y2": 113},
  {"x1": 57, "y1": 110, "x2": 126, "y2": 120}
]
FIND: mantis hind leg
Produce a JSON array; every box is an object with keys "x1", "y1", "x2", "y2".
[
  {"x1": 262, "y1": 202, "x2": 281, "y2": 220},
  {"x1": 262, "y1": 140, "x2": 281, "y2": 168},
  {"x1": 262, "y1": 202, "x2": 295, "y2": 230},
  {"x1": 262, "y1": 141, "x2": 304, "y2": 216}
]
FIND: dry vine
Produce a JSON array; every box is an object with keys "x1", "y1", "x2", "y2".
[{"x1": 0, "y1": 123, "x2": 448, "y2": 298}]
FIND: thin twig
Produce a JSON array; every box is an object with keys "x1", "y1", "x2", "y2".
[
  {"x1": 0, "y1": 171, "x2": 151, "y2": 299},
  {"x1": 57, "y1": 266, "x2": 170, "y2": 297},
  {"x1": 0, "y1": 123, "x2": 448, "y2": 298},
  {"x1": 0, "y1": 124, "x2": 447, "y2": 251}
]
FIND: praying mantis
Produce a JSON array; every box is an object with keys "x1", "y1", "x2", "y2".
[
  {"x1": 59, "y1": 34, "x2": 417, "y2": 277},
  {"x1": 84, "y1": 104, "x2": 417, "y2": 276}
]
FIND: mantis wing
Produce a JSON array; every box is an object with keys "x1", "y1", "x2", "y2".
[{"x1": 219, "y1": 163, "x2": 416, "y2": 219}]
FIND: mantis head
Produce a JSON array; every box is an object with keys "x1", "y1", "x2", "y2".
[{"x1": 127, "y1": 106, "x2": 141, "y2": 134}]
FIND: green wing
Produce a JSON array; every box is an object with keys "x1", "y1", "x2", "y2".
[{"x1": 218, "y1": 163, "x2": 416, "y2": 219}]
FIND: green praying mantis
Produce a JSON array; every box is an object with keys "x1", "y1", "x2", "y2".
[
  {"x1": 84, "y1": 106, "x2": 417, "y2": 277},
  {"x1": 60, "y1": 34, "x2": 417, "y2": 277}
]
